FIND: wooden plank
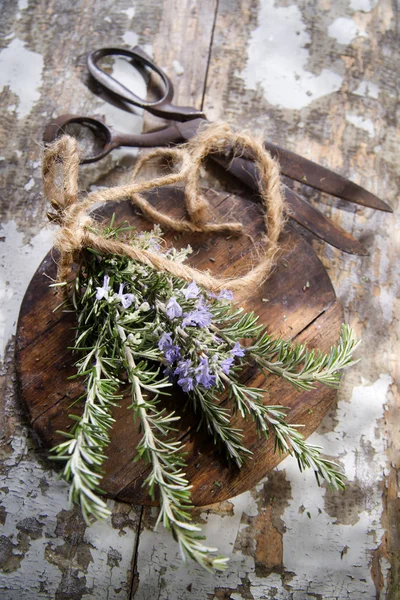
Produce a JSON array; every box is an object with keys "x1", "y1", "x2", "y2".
[{"x1": 151, "y1": 0, "x2": 218, "y2": 110}]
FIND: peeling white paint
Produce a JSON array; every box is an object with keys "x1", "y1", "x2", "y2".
[
  {"x1": 313, "y1": 374, "x2": 391, "y2": 480},
  {"x1": 378, "y1": 287, "x2": 394, "y2": 323},
  {"x1": 0, "y1": 221, "x2": 54, "y2": 361},
  {"x1": 328, "y1": 17, "x2": 364, "y2": 45},
  {"x1": 354, "y1": 80, "x2": 380, "y2": 99},
  {"x1": 82, "y1": 511, "x2": 138, "y2": 600},
  {"x1": 346, "y1": 113, "x2": 375, "y2": 137},
  {"x1": 0, "y1": 38, "x2": 43, "y2": 118},
  {"x1": 350, "y1": 0, "x2": 379, "y2": 12},
  {"x1": 24, "y1": 177, "x2": 35, "y2": 191},
  {"x1": 172, "y1": 59, "x2": 185, "y2": 76},
  {"x1": 0, "y1": 434, "x2": 138, "y2": 600},
  {"x1": 241, "y1": 1, "x2": 343, "y2": 110},
  {"x1": 123, "y1": 30, "x2": 139, "y2": 47},
  {"x1": 134, "y1": 492, "x2": 251, "y2": 600},
  {"x1": 121, "y1": 7, "x2": 135, "y2": 20},
  {"x1": 278, "y1": 374, "x2": 392, "y2": 597},
  {"x1": 16, "y1": 0, "x2": 29, "y2": 19}
]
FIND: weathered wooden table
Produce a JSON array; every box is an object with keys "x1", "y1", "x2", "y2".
[{"x1": 1, "y1": 1, "x2": 398, "y2": 599}]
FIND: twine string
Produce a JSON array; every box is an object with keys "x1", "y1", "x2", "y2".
[{"x1": 42, "y1": 122, "x2": 286, "y2": 298}]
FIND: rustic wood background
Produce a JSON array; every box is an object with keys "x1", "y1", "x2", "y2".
[{"x1": 0, "y1": 1, "x2": 398, "y2": 599}]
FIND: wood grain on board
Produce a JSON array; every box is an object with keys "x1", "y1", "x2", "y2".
[{"x1": 16, "y1": 185, "x2": 341, "y2": 506}]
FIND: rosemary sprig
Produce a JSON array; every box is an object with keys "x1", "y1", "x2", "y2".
[
  {"x1": 118, "y1": 322, "x2": 228, "y2": 571},
  {"x1": 248, "y1": 324, "x2": 360, "y2": 391},
  {"x1": 222, "y1": 377, "x2": 345, "y2": 489},
  {"x1": 51, "y1": 221, "x2": 359, "y2": 571},
  {"x1": 51, "y1": 350, "x2": 119, "y2": 522},
  {"x1": 190, "y1": 387, "x2": 251, "y2": 468}
]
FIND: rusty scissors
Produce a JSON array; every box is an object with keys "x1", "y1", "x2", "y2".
[{"x1": 43, "y1": 46, "x2": 392, "y2": 255}]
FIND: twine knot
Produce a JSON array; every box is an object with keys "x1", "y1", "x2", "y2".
[{"x1": 42, "y1": 122, "x2": 286, "y2": 299}]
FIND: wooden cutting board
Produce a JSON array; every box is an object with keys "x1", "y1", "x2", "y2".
[{"x1": 15, "y1": 186, "x2": 342, "y2": 507}]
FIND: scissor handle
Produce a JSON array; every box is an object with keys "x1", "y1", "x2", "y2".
[
  {"x1": 87, "y1": 47, "x2": 205, "y2": 122},
  {"x1": 43, "y1": 114, "x2": 188, "y2": 163}
]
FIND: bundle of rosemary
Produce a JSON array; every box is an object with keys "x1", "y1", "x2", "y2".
[{"x1": 51, "y1": 219, "x2": 358, "y2": 572}]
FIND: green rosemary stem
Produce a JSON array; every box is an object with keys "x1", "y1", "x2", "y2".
[
  {"x1": 261, "y1": 406, "x2": 346, "y2": 490},
  {"x1": 51, "y1": 348, "x2": 115, "y2": 523},
  {"x1": 219, "y1": 371, "x2": 345, "y2": 489},
  {"x1": 189, "y1": 387, "x2": 251, "y2": 468},
  {"x1": 117, "y1": 321, "x2": 229, "y2": 572},
  {"x1": 249, "y1": 324, "x2": 359, "y2": 391}
]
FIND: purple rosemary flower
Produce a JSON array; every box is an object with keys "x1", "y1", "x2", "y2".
[
  {"x1": 178, "y1": 375, "x2": 194, "y2": 392},
  {"x1": 182, "y1": 280, "x2": 200, "y2": 300},
  {"x1": 165, "y1": 346, "x2": 181, "y2": 364},
  {"x1": 231, "y1": 342, "x2": 245, "y2": 357},
  {"x1": 117, "y1": 284, "x2": 135, "y2": 309},
  {"x1": 220, "y1": 356, "x2": 234, "y2": 375},
  {"x1": 158, "y1": 332, "x2": 173, "y2": 351},
  {"x1": 165, "y1": 296, "x2": 183, "y2": 319},
  {"x1": 197, "y1": 295, "x2": 208, "y2": 309},
  {"x1": 175, "y1": 359, "x2": 192, "y2": 377},
  {"x1": 160, "y1": 334, "x2": 179, "y2": 361},
  {"x1": 218, "y1": 289, "x2": 234, "y2": 301},
  {"x1": 95, "y1": 275, "x2": 110, "y2": 300},
  {"x1": 158, "y1": 332, "x2": 181, "y2": 365},
  {"x1": 137, "y1": 232, "x2": 161, "y2": 252},
  {"x1": 148, "y1": 238, "x2": 161, "y2": 252},
  {"x1": 175, "y1": 358, "x2": 194, "y2": 392},
  {"x1": 163, "y1": 366, "x2": 175, "y2": 381},
  {"x1": 182, "y1": 306, "x2": 213, "y2": 328},
  {"x1": 195, "y1": 355, "x2": 216, "y2": 389}
]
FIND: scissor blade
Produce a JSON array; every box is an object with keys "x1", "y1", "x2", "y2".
[
  {"x1": 282, "y1": 186, "x2": 369, "y2": 255},
  {"x1": 264, "y1": 141, "x2": 392, "y2": 213},
  {"x1": 212, "y1": 154, "x2": 369, "y2": 256}
]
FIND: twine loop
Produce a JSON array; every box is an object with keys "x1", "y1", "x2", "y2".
[{"x1": 42, "y1": 122, "x2": 286, "y2": 299}]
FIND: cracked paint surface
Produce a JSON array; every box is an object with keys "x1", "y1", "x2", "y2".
[
  {"x1": 279, "y1": 375, "x2": 392, "y2": 598},
  {"x1": 328, "y1": 17, "x2": 364, "y2": 45},
  {"x1": 0, "y1": 38, "x2": 43, "y2": 118},
  {"x1": 241, "y1": 1, "x2": 343, "y2": 110},
  {"x1": 0, "y1": 221, "x2": 54, "y2": 361},
  {"x1": 345, "y1": 114, "x2": 375, "y2": 138}
]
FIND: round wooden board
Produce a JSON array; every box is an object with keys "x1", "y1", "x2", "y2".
[{"x1": 15, "y1": 186, "x2": 342, "y2": 507}]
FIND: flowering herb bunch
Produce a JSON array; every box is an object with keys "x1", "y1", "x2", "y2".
[{"x1": 52, "y1": 219, "x2": 359, "y2": 571}]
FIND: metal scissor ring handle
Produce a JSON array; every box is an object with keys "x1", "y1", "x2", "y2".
[
  {"x1": 87, "y1": 47, "x2": 174, "y2": 109},
  {"x1": 43, "y1": 115, "x2": 114, "y2": 163}
]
